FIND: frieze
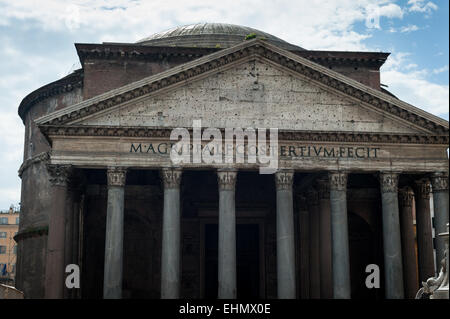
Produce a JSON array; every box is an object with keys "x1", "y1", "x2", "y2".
[
  {"x1": 37, "y1": 41, "x2": 448, "y2": 135},
  {"x1": 40, "y1": 125, "x2": 449, "y2": 145}
]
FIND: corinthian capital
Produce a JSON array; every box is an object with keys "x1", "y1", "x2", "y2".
[
  {"x1": 275, "y1": 170, "x2": 294, "y2": 191},
  {"x1": 328, "y1": 171, "x2": 347, "y2": 191},
  {"x1": 379, "y1": 172, "x2": 399, "y2": 193},
  {"x1": 107, "y1": 167, "x2": 127, "y2": 187},
  {"x1": 47, "y1": 164, "x2": 73, "y2": 186},
  {"x1": 161, "y1": 168, "x2": 182, "y2": 189},
  {"x1": 217, "y1": 169, "x2": 237, "y2": 191},
  {"x1": 414, "y1": 179, "x2": 431, "y2": 200},
  {"x1": 398, "y1": 187, "x2": 414, "y2": 207},
  {"x1": 431, "y1": 172, "x2": 449, "y2": 192}
]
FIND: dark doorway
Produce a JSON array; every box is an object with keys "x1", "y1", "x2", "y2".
[
  {"x1": 204, "y1": 223, "x2": 260, "y2": 298},
  {"x1": 348, "y1": 212, "x2": 379, "y2": 299}
]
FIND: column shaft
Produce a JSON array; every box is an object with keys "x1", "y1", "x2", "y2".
[
  {"x1": 329, "y1": 171, "x2": 351, "y2": 299},
  {"x1": 103, "y1": 168, "x2": 126, "y2": 299},
  {"x1": 431, "y1": 172, "x2": 449, "y2": 270},
  {"x1": 414, "y1": 179, "x2": 435, "y2": 282},
  {"x1": 63, "y1": 188, "x2": 73, "y2": 299},
  {"x1": 307, "y1": 190, "x2": 320, "y2": 298},
  {"x1": 318, "y1": 179, "x2": 333, "y2": 299},
  {"x1": 275, "y1": 170, "x2": 296, "y2": 299},
  {"x1": 45, "y1": 164, "x2": 72, "y2": 299},
  {"x1": 297, "y1": 194, "x2": 310, "y2": 299},
  {"x1": 380, "y1": 172, "x2": 404, "y2": 299},
  {"x1": 398, "y1": 187, "x2": 419, "y2": 298},
  {"x1": 217, "y1": 169, "x2": 237, "y2": 299},
  {"x1": 161, "y1": 168, "x2": 182, "y2": 299}
]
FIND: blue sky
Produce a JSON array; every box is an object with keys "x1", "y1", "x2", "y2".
[{"x1": 0, "y1": 0, "x2": 448, "y2": 210}]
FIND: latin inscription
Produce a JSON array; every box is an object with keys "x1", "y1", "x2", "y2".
[{"x1": 129, "y1": 143, "x2": 380, "y2": 159}]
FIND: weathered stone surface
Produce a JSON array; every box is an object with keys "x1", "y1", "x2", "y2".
[
  {"x1": 160, "y1": 168, "x2": 182, "y2": 298},
  {"x1": 79, "y1": 60, "x2": 421, "y2": 134},
  {"x1": 380, "y1": 172, "x2": 404, "y2": 299}
]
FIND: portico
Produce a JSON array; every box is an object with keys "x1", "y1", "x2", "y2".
[{"x1": 21, "y1": 37, "x2": 448, "y2": 299}]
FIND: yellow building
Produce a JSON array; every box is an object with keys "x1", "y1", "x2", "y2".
[{"x1": 0, "y1": 206, "x2": 19, "y2": 285}]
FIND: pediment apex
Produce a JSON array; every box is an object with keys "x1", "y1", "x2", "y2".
[{"x1": 36, "y1": 39, "x2": 448, "y2": 135}]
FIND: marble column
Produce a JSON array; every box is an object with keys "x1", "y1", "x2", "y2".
[
  {"x1": 217, "y1": 169, "x2": 237, "y2": 299},
  {"x1": 65, "y1": 171, "x2": 84, "y2": 299},
  {"x1": 297, "y1": 193, "x2": 310, "y2": 299},
  {"x1": 103, "y1": 167, "x2": 127, "y2": 299},
  {"x1": 161, "y1": 168, "x2": 182, "y2": 299},
  {"x1": 414, "y1": 178, "x2": 435, "y2": 282},
  {"x1": 45, "y1": 164, "x2": 72, "y2": 299},
  {"x1": 329, "y1": 171, "x2": 350, "y2": 299},
  {"x1": 317, "y1": 179, "x2": 333, "y2": 299},
  {"x1": 398, "y1": 187, "x2": 419, "y2": 299},
  {"x1": 430, "y1": 172, "x2": 449, "y2": 269},
  {"x1": 380, "y1": 172, "x2": 404, "y2": 299},
  {"x1": 307, "y1": 189, "x2": 320, "y2": 298},
  {"x1": 63, "y1": 181, "x2": 74, "y2": 299},
  {"x1": 275, "y1": 170, "x2": 296, "y2": 299}
]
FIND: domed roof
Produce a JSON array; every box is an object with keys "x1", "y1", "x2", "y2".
[{"x1": 136, "y1": 23, "x2": 304, "y2": 50}]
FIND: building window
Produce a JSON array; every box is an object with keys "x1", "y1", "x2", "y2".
[
  {"x1": 0, "y1": 246, "x2": 6, "y2": 254},
  {"x1": 13, "y1": 246, "x2": 17, "y2": 254},
  {"x1": 12, "y1": 264, "x2": 16, "y2": 273},
  {"x1": 0, "y1": 232, "x2": 6, "y2": 238},
  {"x1": 0, "y1": 217, "x2": 8, "y2": 224},
  {"x1": 16, "y1": 217, "x2": 20, "y2": 225}
]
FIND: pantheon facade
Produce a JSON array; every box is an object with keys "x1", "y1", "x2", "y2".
[{"x1": 15, "y1": 23, "x2": 449, "y2": 299}]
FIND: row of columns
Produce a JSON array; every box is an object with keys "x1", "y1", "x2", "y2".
[
  {"x1": 44, "y1": 165, "x2": 448, "y2": 299},
  {"x1": 398, "y1": 174, "x2": 449, "y2": 298}
]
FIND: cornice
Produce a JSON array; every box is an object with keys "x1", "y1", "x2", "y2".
[
  {"x1": 75, "y1": 43, "x2": 218, "y2": 64},
  {"x1": 18, "y1": 152, "x2": 50, "y2": 178},
  {"x1": 35, "y1": 40, "x2": 448, "y2": 135},
  {"x1": 18, "y1": 69, "x2": 83, "y2": 122},
  {"x1": 75, "y1": 43, "x2": 388, "y2": 68},
  {"x1": 14, "y1": 225, "x2": 48, "y2": 242},
  {"x1": 39, "y1": 125, "x2": 449, "y2": 145}
]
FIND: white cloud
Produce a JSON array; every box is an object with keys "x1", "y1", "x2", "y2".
[
  {"x1": 400, "y1": 24, "x2": 419, "y2": 33},
  {"x1": 407, "y1": 0, "x2": 438, "y2": 14},
  {"x1": 0, "y1": 0, "x2": 408, "y2": 50},
  {"x1": 382, "y1": 52, "x2": 449, "y2": 117},
  {"x1": 432, "y1": 65, "x2": 449, "y2": 74}
]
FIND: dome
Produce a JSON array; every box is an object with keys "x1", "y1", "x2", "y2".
[{"x1": 136, "y1": 23, "x2": 304, "y2": 50}]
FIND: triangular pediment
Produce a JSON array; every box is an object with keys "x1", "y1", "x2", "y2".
[{"x1": 36, "y1": 39, "x2": 449, "y2": 137}]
